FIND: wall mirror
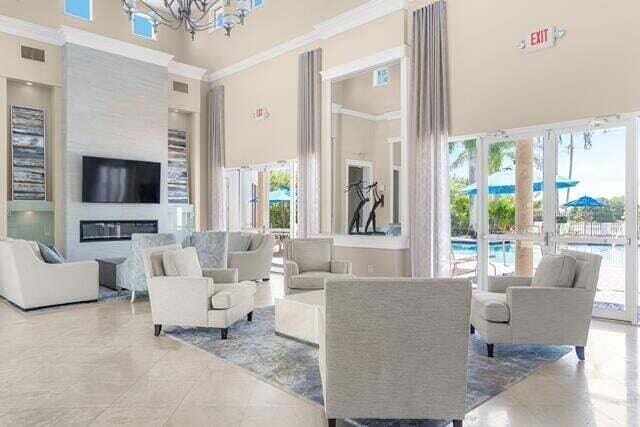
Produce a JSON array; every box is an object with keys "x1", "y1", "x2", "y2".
[{"x1": 326, "y1": 55, "x2": 406, "y2": 238}]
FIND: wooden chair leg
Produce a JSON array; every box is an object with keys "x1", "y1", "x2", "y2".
[
  {"x1": 247, "y1": 311, "x2": 253, "y2": 322},
  {"x1": 575, "y1": 346, "x2": 585, "y2": 361},
  {"x1": 453, "y1": 420, "x2": 463, "y2": 427},
  {"x1": 470, "y1": 324, "x2": 475, "y2": 334},
  {"x1": 487, "y1": 343, "x2": 494, "y2": 358},
  {"x1": 327, "y1": 419, "x2": 336, "y2": 427},
  {"x1": 154, "y1": 324, "x2": 162, "y2": 336},
  {"x1": 220, "y1": 328, "x2": 229, "y2": 340}
]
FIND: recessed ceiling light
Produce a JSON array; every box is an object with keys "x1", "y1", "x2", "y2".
[
  {"x1": 173, "y1": 109, "x2": 180, "y2": 113},
  {"x1": 26, "y1": 81, "x2": 33, "y2": 86}
]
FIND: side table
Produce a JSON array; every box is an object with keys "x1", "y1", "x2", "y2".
[{"x1": 96, "y1": 257, "x2": 127, "y2": 294}]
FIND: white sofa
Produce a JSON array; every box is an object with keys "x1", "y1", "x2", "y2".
[
  {"x1": 471, "y1": 250, "x2": 602, "y2": 360},
  {"x1": 143, "y1": 244, "x2": 257, "y2": 339},
  {"x1": 228, "y1": 232, "x2": 275, "y2": 281},
  {"x1": 320, "y1": 278, "x2": 471, "y2": 426},
  {"x1": 0, "y1": 239, "x2": 98, "y2": 310}
]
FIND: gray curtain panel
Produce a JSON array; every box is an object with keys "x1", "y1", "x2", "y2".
[
  {"x1": 208, "y1": 85, "x2": 226, "y2": 231},
  {"x1": 409, "y1": 1, "x2": 451, "y2": 277},
  {"x1": 296, "y1": 49, "x2": 322, "y2": 238}
]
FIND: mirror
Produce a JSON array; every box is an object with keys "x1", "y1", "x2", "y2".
[{"x1": 331, "y1": 60, "x2": 402, "y2": 236}]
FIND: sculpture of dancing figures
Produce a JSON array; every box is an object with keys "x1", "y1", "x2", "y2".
[
  {"x1": 364, "y1": 182, "x2": 384, "y2": 234},
  {"x1": 346, "y1": 180, "x2": 369, "y2": 234}
]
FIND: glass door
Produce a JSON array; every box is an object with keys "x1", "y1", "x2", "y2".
[
  {"x1": 480, "y1": 133, "x2": 548, "y2": 284},
  {"x1": 552, "y1": 124, "x2": 633, "y2": 321},
  {"x1": 266, "y1": 162, "x2": 296, "y2": 271}
]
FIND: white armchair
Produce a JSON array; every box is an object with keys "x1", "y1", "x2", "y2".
[
  {"x1": 143, "y1": 245, "x2": 256, "y2": 339},
  {"x1": 320, "y1": 278, "x2": 471, "y2": 426},
  {"x1": 0, "y1": 239, "x2": 98, "y2": 310},
  {"x1": 470, "y1": 250, "x2": 602, "y2": 360},
  {"x1": 283, "y1": 238, "x2": 353, "y2": 295},
  {"x1": 228, "y1": 233, "x2": 275, "y2": 281}
]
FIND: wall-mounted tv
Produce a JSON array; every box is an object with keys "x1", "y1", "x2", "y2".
[{"x1": 82, "y1": 156, "x2": 161, "y2": 204}]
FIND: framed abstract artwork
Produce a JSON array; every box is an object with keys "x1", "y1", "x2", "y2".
[
  {"x1": 10, "y1": 105, "x2": 46, "y2": 201},
  {"x1": 168, "y1": 128, "x2": 189, "y2": 204}
]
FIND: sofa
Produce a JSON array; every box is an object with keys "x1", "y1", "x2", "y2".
[
  {"x1": 0, "y1": 239, "x2": 98, "y2": 310},
  {"x1": 320, "y1": 278, "x2": 471, "y2": 426},
  {"x1": 470, "y1": 250, "x2": 602, "y2": 360},
  {"x1": 118, "y1": 233, "x2": 177, "y2": 302},
  {"x1": 143, "y1": 244, "x2": 256, "y2": 339},
  {"x1": 184, "y1": 231, "x2": 228, "y2": 269},
  {"x1": 283, "y1": 238, "x2": 353, "y2": 295},
  {"x1": 228, "y1": 232, "x2": 274, "y2": 281}
]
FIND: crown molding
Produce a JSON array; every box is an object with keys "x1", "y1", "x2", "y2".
[
  {"x1": 333, "y1": 104, "x2": 401, "y2": 122},
  {"x1": 0, "y1": 14, "x2": 64, "y2": 46},
  {"x1": 60, "y1": 26, "x2": 175, "y2": 67},
  {"x1": 206, "y1": 0, "x2": 407, "y2": 82},
  {"x1": 313, "y1": 0, "x2": 408, "y2": 40},
  {"x1": 169, "y1": 61, "x2": 208, "y2": 80},
  {"x1": 321, "y1": 45, "x2": 409, "y2": 82}
]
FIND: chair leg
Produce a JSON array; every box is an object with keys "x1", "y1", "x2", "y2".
[
  {"x1": 154, "y1": 324, "x2": 162, "y2": 337},
  {"x1": 327, "y1": 419, "x2": 337, "y2": 427},
  {"x1": 575, "y1": 346, "x2": 585, "y2": 361},
  {"x1": 487, "y1": 343, "x2": 494, "y2": 358},
  {"x1": 470, "y1": 324, "x2": 475, "y2": 334},
  {"x1": 247, "y1": 311, "x2": 253, "y2": 322},
  {"x1": 453, "y1": 420, "x2": 463, "y2": 427},
  {"x1": 220, "y1": 328, "x2": 229, "y2": 340}
]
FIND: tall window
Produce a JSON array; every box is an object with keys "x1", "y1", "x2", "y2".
[
  {"x1": 252, "y1": 0, "x2": 264, "y2": 8},
  {"x1": 64, "y1": 0, "x2": 92, "y2": 21},
  {"x1": 133, "y1": 13, "x2": 155, "y2": 39}
]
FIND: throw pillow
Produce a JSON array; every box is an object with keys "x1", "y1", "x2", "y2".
[
  {"x1": 532, "y1": 254, "x2": 577, "y2": 288},
  {"x1": 162, "y1": 247, "x2": 203, "y2": 277},
  {"x1": 37, "y1": 242, "x2": 65, "y2": 264}
]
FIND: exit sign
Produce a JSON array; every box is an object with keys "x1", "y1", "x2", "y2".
[{"x1": 519, "y1": 26, "x2": 564, "y2": 53}]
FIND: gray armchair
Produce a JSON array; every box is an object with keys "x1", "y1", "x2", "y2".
[
  {"x1": 228, "y1": 233, "x2": 275, "y2": 281},
  {"x1": 470, "y1": 250, "x2": 602, "y2": 360},
  {"x1": 283, "y1": 238, "x2": 353, "y2": 295},
  {"x1": 320, "y1": 278, "x2": 471, "y2": 426},
  {"x1": 143, "y1": 244, "x2": 256, "y2": 339},
  {"x1": 118, "y1": 233, "x2": 177, "y2": 302}
]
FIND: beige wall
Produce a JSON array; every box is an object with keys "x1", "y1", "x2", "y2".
[
  {"x1": 0, "y1": 34, "x2": 61, "y2": 87},
  {"x1": 335, "y1": 246, "x2": 410, "y2": 277},
  {"x1": 0, "y1": 0, "x2": 182, "y2": 56},
  {"x1": 335, "y1": 63, "x2": 401, "y2": 115},
  {"x1": 169, "y1": 74, "x2": 201, "y2": 113}
]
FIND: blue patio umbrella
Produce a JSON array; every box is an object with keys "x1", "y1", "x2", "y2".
[
  {"x1": 562, "y1": 196, "x2": 605, "y2": 208},
  {"x1": 460, "y1": 169, "x2": 579, "y2": 195},
  {"x1": 269, "y1": 189, "x2": 291, "y2": 203}
]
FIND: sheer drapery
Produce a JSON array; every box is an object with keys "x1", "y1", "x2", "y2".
[
  {"x1": 409, "y1": 1, "x2": 451, "y2": 277},
  {"x1": 208, "y1": 85, "x2": 226, "y2": 231},
  {"x1": 296, "y1": 49, "x2": 322, "y2": 238}
]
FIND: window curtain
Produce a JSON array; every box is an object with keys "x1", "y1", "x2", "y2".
[
  {"x1": 296, "y1": 48, "x2": 322, "y2": 238},
  {"x1": 409, "y1": 1, "x2": 451, "y2": 277},
  {"x1": 208, "y1": 85, "x2": 226, "y2": 231}
]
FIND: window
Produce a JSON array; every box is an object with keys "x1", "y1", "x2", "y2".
[
  {"x1": 214, "y1": 6, "x2": 224, "y2": 28},
  {"x1": 64, "y1": 0, "x2": 92, "y2": 21},
  {"x1": 132, "y1": 13, "x2": 155, "y2": 39},
  {"x1": 373, "y1": 67, "x2": 389, "y2": 87},
  {"x1": 252, "y1": 0, "x2": 264, "y2": 8}
]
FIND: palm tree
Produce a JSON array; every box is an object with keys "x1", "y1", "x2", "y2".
[
  {"x1": 558, "y1": 132, "x2": 592, "y2": 203},
  {"x1": 449, "y1": 139, "x2": 517, "y2": 184}
]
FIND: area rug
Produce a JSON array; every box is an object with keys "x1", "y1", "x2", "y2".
[{"x1": 165, "y1": 306, "x2": 571, "y2": 426}]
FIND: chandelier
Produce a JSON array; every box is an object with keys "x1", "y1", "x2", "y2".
[{"x1": 121, "y1": 0, "x2": 251, "y2": 39}]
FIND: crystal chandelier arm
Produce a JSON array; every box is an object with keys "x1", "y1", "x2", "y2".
[{"x1": 135, "y1": 0, "x2": 173, "y2": 24}]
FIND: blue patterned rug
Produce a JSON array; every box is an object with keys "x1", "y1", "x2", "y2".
[{"x1": 166, "y1": 306, "x2": 571, "y2": 427}]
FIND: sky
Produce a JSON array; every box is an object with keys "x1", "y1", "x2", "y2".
[{"x1": 449, "y1": 126, "x2": 627, "y2": 200}]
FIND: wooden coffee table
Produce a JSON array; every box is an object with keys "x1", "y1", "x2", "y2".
[{"x1": 275, "y1": 290, "x2": 323, "y2": 346}]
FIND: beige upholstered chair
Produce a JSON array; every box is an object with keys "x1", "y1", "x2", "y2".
[
  {"x1": 470, "y1": 250, "x2": 602, "y2": 360},
  {"x1": 228, "y1": 233, "x2": 275, "y2": 281},
  {"x1": 283, "y1": 238, "x2": 353, "y2": 295},
  {"x1": 319, "y1": 278, "x2": 472, "y2": 427},
  {"x1": 143, "y1": 244, "x2": 256, "y2": 339},
  {"x1": 0, "y1": 239, "x2": 98, "y2": 310}
]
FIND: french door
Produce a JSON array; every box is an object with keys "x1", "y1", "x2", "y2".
[{"x1": 476, "y1": 119, "x2": 639, "y2": 324}]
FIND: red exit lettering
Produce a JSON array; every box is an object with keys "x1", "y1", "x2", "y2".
[{"x1": 530, "y1": 28, "x2": 549, "y2": 46}]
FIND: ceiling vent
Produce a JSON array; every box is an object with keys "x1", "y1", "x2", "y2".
[
  {"x1": 21, "y1": 45, "x2": 46, "y2": 63},
  {"x1": 172, "y1": 81, "x2": 189, "y2": 94}
]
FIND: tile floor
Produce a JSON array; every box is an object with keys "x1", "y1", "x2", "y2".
[{"x1": 0, "y1": 274, "x2": 638, "y2": 426}]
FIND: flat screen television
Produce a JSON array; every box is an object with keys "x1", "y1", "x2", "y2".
[{"x1": 82, "y1": 156, "x2": 161, "y2": 204}]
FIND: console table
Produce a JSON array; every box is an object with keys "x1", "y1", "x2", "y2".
[{"x1": 96, "y1": 257, "x2": 126, "y2": 294}]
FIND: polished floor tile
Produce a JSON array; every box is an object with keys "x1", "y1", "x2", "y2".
[{"x1": 0, "y1": 274, "x2": 638, "y2": 426}]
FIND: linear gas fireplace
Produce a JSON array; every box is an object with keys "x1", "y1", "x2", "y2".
[{"x1": 79, "y1": 220, "x2": 158, "y2": 243}]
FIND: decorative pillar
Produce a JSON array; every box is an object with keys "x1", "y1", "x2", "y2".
[{"x1": 515, "y1": 138, "x2": 534, "y2": 277}]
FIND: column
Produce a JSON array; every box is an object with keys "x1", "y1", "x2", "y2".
[{"x1": 515, "y1": 138, "x2": 534, "y2": 277}]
